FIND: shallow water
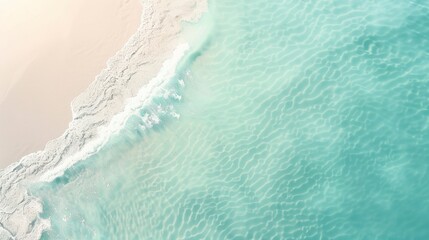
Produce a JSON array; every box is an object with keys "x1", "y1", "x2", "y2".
[{"x1": 34, "y1": 0, "x2": 429, "y2": 239}]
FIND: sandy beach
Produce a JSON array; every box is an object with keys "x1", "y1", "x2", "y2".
[{"x1": 0, "y1": 0, "x2": 142, "y2": 169}]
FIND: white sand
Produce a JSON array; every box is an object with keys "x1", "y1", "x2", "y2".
[
  {"x1": 0, "y1": 0, "x2": 142, "y2": 169},
  {"x1": 0, "y1": 0, "x2": 208, "y2": 239}
]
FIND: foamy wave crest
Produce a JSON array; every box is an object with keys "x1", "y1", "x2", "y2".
[
  {"x1": 39, "y1": 44, "x2": 189, "y2": 183},
  {"x1": 0, "y1": 0, "x2": 207, "y2": 238}
]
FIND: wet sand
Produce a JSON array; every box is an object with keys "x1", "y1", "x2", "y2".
[{"x1": 0, "y1": 0, "x2": 142, "y2": 169}]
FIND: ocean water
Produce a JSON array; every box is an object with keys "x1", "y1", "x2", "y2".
[{"x1": 32, "y1": 0, "x2": 429, "y2": 239}]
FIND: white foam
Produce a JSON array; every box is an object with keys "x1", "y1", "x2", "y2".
[
  {"x1": 0, "y1": 0, "x2": 207, "y2": 238},
  {"x1": 39, "y1": 44, "x2": 190, "y2": 183}
]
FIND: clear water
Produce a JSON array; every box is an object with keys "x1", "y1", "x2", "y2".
[{"x1": 34, "y1": 0, "x2": 429, "y2": 239}]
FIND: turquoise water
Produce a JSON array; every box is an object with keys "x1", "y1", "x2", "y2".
[{"x1": 34, "y1": 0, "x2": 429, "y2": 239}]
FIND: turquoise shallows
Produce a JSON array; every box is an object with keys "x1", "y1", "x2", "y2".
[{"x1": 34, "y1": 0, "x2": 429, "y2": 239}]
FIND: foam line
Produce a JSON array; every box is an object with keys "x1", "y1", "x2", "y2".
[{"x1": 39, "y1": 43, "x2": 190, "y2": 183}]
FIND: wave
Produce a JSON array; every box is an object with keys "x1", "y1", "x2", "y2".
[
  {"x1": 0, "y1": 0, "x2": 207, "y2": 239},
  {"x1": 39, "y1": 43, "x2": 190, "y2": 183}
]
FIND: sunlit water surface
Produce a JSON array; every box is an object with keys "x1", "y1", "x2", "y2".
[{"x1": 34, "y1": 0, "x2": 429, "y2": 239}]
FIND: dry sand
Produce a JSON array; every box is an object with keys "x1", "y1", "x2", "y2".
[{"x1": 0, "y1": 0, "x2": 142, "y2": 169}]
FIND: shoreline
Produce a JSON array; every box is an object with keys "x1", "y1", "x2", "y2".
[
  {"x1": 0, "y1": 0, "x2": 142, "y2": 169},
  {"x1": 0, "y1": 0, "x2": 207, "y2": 239}
]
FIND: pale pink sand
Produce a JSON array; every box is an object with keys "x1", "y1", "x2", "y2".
[{"x1": 0, "y1": 0, "x2": 141, "y2": 168}]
